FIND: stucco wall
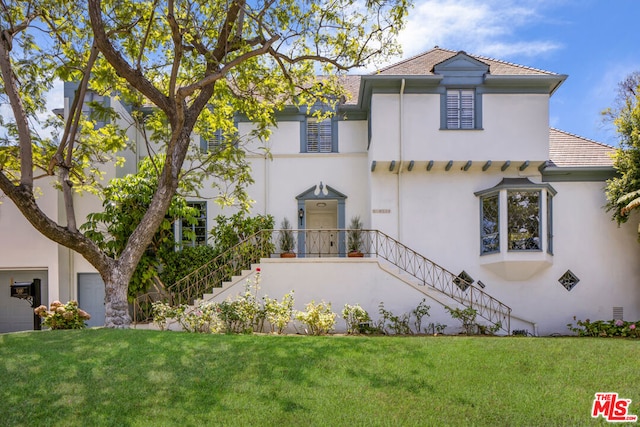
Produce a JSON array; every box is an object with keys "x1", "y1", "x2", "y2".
[
  {"x1": 369, "y1": 93, "x2": 549, "y2": 162},
  {"x1": 0, "y1": 178, "x2": 60, "y2": 301},
  {"x1": 208, "y1": 258, "x2": 465, "y2": 335},
  {"x1": 210, "y1": 119, "x2": 371, "y2": 228},
  {"x1": 370, "y1": 168, "x2": 640, "y2": 335}
]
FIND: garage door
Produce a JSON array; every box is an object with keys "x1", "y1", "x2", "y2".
[
  {"x1": 78, "y1": 273, "x2": 105, "y2": 327},
  {"x1": 0, "y1": 270, "x2": 48, "y2": 333}
]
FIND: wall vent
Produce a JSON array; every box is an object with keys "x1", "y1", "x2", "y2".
[{"x1": 613, "y1": 307, "x2": 624, "y2": 320}]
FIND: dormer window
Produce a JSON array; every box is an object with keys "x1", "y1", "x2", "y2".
[
  {"x1": 433, "y1": 51, "x2": 487, "y2": 131},
  {"x1": 446, "y1": 89, "x2": 475, "y2": 129}
]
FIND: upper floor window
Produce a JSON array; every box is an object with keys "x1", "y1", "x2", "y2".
[
  {"x1": 306, "y1": 118, "x2": 333, "y2": 153},
  {"x1": 180, "y1": 201, "x2": 207, "y2": 247},
  {"x1": 476, "y1": 179, "x2": 555, "y2": 255},
  {"x1": 206, "y1": 129, "x2": 225, "y2": 152},
  {"x1": 446, "y1": 89, "x2": 475, "y2": 129},
  {"x1": 200, "y1": 129, "x2": 236, "y2": 153}
]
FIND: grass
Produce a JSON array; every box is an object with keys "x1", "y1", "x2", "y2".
[{"x1": 0, "y1": 329, "x2": 638, "y2": 426}]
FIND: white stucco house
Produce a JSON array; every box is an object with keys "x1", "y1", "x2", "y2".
[{"x1": 2, "y1": 47, "x2": 639, "y2": 335}]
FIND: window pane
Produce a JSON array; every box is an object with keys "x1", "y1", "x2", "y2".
[
  {"x1": 206, "y1": 130, "x2": 224, "y2": 152},
  {"x1": 446, "y1": 90, "x2": 474, "y2": 129},
  {"x1": 446, "y1": 91, "x2": 460, "y2": 129},
  {"x1": 481, "y1": 195, "x2": 499, "y2": 254},
  {"x1": 460, "y1": 91, "x2": 474, "y2": 129},
  {"x1": 307, "y1": 120, "x2": 319, "y2": 152},
  {"x1": 181, "y1": 202, "x2": 207, "y2": 247},
  {"x1": 508, "y1": 191, "x2": 540, "y2": 251},
  {"x1": 307, "y1": 119, "x2": 332, "y2": 152},
  {"x1": 318, "y1": 120, "x2": 332, "y2": 152}
]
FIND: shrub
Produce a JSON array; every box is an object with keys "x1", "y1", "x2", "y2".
[
  {"x1": 427, "y1": 322, "x2": 447, "y2": 335},
  {"x1": 216, "y1": 296, "x2": 256, "y2": 334},
  {"x1": 159, "y1": 244, "x2": 219, "y2": 289},
  {"x1": 377, "y1": 302, "x2": 410, "y2": 335},
  {"x1": 445, "y1": 306, "x2": 501, "y2": 335},
  {"x1": 180, "y1": 302, "x2": 223, "y2": 333},
  {"x1": 34, "y1": 300, "x2": 91, "y2": 330},
  {"x1": 342, "y1": 303, "x2": 372, "y2": 334},
  {"x1": 210, "y1": 212, "x2": 275, "y2": 252},
  {"x1": 295, "y1": 301, "x2": 337, "y2": 335},
  {"x1": 151, "y1": 302, "x2": 185, "y2": 331},
  {"x1": 264, "y1": 292, "x2": 295, "y2": 334},
  {"x1": 411, "y1": 299, "x2": 431, "y2": 334},
  {"x1": 567, "y1": 317, "x2": 639, "y2": 338},
  {"x1": 445, "y1": 306, "x2": 479, "y2": 335}
]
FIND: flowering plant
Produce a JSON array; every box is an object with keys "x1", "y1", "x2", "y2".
[
  {"x1": 264, "y1": 291, "x2": 295, "y2": 334},
  {"x1": 295, "y1": 300, "x2": 337, "y2": 335},
  {"x1": 567, "y1": 317, "x2": 640, "y2": 338},
  {"x1": 34, "y1": 300, "x2": 91, "y2": 329},
  {"x1": 342, "y1": 303, "x2": 371, "y2": 334},
  {"x1": 151, "y1": 302, "x2": 185, "y2": 330}
]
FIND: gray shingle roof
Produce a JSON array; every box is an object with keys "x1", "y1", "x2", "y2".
[
  {"x1": 374, "y1": 47, "x2": 558, "y2": 76},
  {"x1": 549, "y1": 128, "x2": 615, "y2": 167}
]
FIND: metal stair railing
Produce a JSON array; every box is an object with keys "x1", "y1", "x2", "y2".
[
  {"x1": 133, "y1": 228, "x2": 511, "y2": 333},
  {"x1": 131, "y1": 230, "x2": 274, "y2": 322},
  {"x1": 359, "y1": 229, "x2": 511, "y2": 333}
]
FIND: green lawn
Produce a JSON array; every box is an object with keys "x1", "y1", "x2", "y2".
[{"x1": 0, "y1": 329, "x2": 638, "y2": 426}]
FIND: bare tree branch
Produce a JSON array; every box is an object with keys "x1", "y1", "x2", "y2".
[{"x1": 0, "y1": 20, "x2": 37, "y2": 187}]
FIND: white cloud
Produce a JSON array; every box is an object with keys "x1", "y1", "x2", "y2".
[{"x1": 397, "y1": 0, "x2": 562, "y2": 60}]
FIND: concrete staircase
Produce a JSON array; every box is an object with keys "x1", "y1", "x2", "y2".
[{"x1": 195, "y1": 265, "x2": 260, "y2": 304}]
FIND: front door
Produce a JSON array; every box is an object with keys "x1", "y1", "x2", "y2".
[{"x1": 305, "y1": 200, "x2": 338, "y2": 257}]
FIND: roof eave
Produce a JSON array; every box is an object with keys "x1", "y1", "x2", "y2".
[
  {"x1": 357, "y1": 74, "x2": 443, "y2": 110},
  {"x1": 540, "y1": 164, "x2": 616, "y2": 182},
  {"x1": 484, "y1": 74, "x2": 568, "y2": 95}
]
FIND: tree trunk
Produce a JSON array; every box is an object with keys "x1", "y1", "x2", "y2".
[{"x1": 103, "y1": 269, "x2": 132, "y2": 328}]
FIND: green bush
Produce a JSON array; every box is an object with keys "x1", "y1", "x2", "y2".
[
  {"x1": 295, "y1": 301, "x2": 337, "y2": 335},
  {"x1": 180, "y1": 302, "x2": 223, "y2": 333},
  {"x1": 567, "y1": 317, "x2": 639, "y2": 337},
  {"x1": 210, "y1": 212, "x2": 275, "y2": 252},
  {"x1": 411, "y1": 299, "x2": 431, "y2": 334},
  {"x1": 264, "y1": 292, "x2": 295, "y2": 334},
  {"x1": 376, "y1": 302, "x2": 411, "y2": 335},
  {"x1": 159, "y1": 244, "x2": 219, "y2": 288},
  {"x1": 445, "y1": 306, "x2": 501, "y2": 335},
  {"x1": 445, "y1": 306, "x2": 479, "y2": 334},
  {"x1": 342, "y1": 303, "x2": 372, "y2": 334},
  {"x1": 151, "y1": 302, "x2": 186, "y2": 331},
  {"x1": 34, "y1": 300, "x2": 91, "y2": 330}
]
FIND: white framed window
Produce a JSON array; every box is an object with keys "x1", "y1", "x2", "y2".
[
  {"x1": 446, "y1": 89, "x2": 475, "y2": 129},
  {"x1": 507, "y1": 190, "x2": 541, "y2": 251},
  {"x1": 476, "y1": 179, "x2": 555, "y2": 255},
  {"x1": 481, "y1": 194, "x2": 500, "y2": 254},
  {"x1": 180, "y1": 202, "x2": 207, "y2": 247},
  {"x1": 306, "y1": 118, "x2": 333, "y2": 153}
]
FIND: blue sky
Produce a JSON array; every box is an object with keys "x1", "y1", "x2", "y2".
[{"x1": 390, "y1": 0, "x2": 640, "y2": 146}]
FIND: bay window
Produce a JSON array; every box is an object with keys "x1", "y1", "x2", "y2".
[{"x1": 476, "y1": 179, "x2": 555, "y2": 256}]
